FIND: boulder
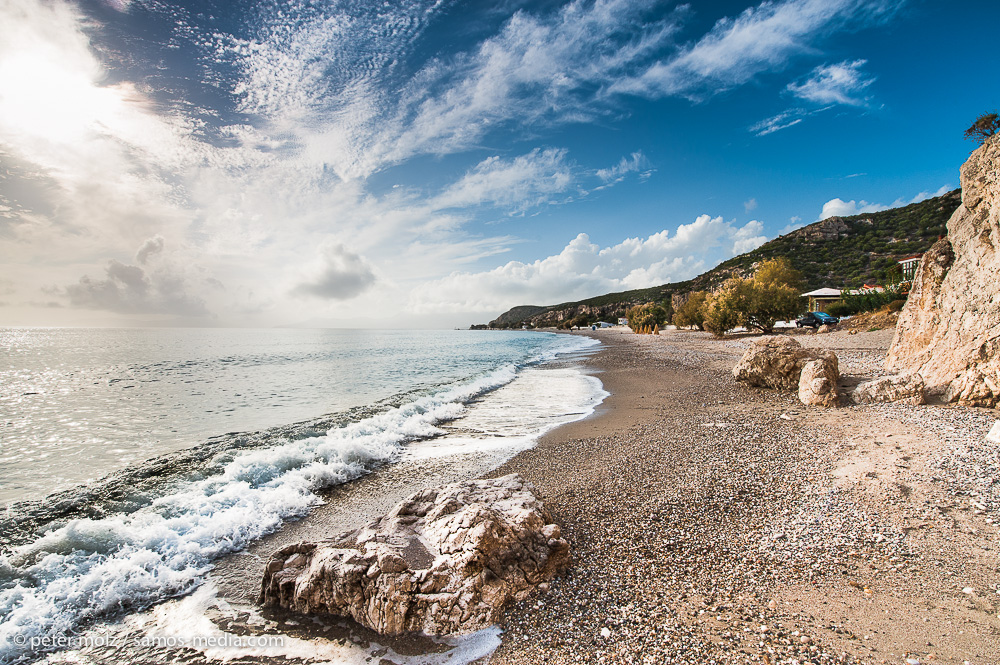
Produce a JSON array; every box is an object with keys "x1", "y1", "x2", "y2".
[
  {"x1": 798, "y1": 359, "x2": 839, "y2": 407},
  {"x1": 886, "y1": 136, "x2": 1000, "y2": 407},
  {"x1": 817, "y1": 324, "x2": 835, "y2": 334},
  {"x1": 259, "y1": 474, "x2": 569, "y2": 636},
  {"x1": 733, "y1": 336, "x2": 839, "y2": 393},
  {"x1": 851, "y1": 374, "x2": 927, "y2": 405}
]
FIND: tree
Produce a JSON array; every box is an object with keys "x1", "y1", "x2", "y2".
[
  {"x1": 702, "y1": 258, "x2": 804, "y2": 336},
  {"x1": 703, "y1": 284, "x2": 743, "y2": 337},
  {"x1": 753, "y1": 257, "x2": 803, "y2": 291},
  {"x1": 673, "y1": 291, "x2": 709, "y2": 330},
  {"x1": 626, "y1": 302, "x2": 668, "y2": 333},
  {"x1": 964, "y1": 112, "x2": 1000, "y2": 145}
]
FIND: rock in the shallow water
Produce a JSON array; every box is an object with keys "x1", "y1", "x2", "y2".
[
  {"x1": 733, "y1": 336, "x2": 839, "y2": 393},
  {"x1": 259, "y1": 474, "x2": 569, "y2": 636},
  {"x1": 798, "y1": 358, "x2": 840, "y2": 407},
  {"x1": 852, "y1": 374, "x2": 927, "y2": 405},
  {"x1": 886, "y1": 136, "x2": 1000, "y2": 406}
]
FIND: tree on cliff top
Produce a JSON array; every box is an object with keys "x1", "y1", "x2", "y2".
[{"x1": 964, "y1": 112, "x2": 1000, "y2": 145}]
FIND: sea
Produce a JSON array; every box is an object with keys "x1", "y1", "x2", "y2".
[{"x1": 0, "y1": 327, "x2": 606, "y2": 665}]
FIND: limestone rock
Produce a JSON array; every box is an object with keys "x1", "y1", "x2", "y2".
[
  {"x1": 259, "y1": 474, "x2": 569, "y2": 636},
  {"x1": 887, "y1": 136, "x2": 1000, "y2": 406},
  {"x1": 798, "y1": 359, "x2": 839, "y2": 407},
  {"x1": 733, "y1": 336, "x2": 839, "y2": 393},
  {"x1": 851, "y1": 374, "x2": 926, "y2": 405},
  {"x1": 817, "y1": 324, "x2": 834, "y2": 334}
]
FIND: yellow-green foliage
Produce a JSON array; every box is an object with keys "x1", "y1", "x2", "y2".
[
  {"x1": 673, "y1": 291, "x2": 709, "y2": 330},
  {"x1": 704, "y1": 258, "x2": 804, "y2": 336},
  {"x1": 626, "y1": 302, "x2": 668, "y2": 334}
]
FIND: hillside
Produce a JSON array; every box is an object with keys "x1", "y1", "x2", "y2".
[{"x1": 486, "y1": 189, "x2": 961, "y2": 329}]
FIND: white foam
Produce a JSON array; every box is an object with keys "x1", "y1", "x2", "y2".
[
  {"x1": 0, "y1": 334, "x2": 600, "y2": 663},
  {"x1": 126, "y1": 583, "x2": 501, "y2": 665}
]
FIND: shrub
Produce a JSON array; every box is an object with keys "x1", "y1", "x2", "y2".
[
  {"x1": 841, "y1": 285, "x2": 906, "y2": 315},
  {"x1": 887, "y1": 298, "x2": 906, "y2": 312},
  {"x1": 964, "y1": 111, "x2": 1000, "y2": 145},
  {"x1": 825, "y1": 300, "x2": 852, "y2": 318}
]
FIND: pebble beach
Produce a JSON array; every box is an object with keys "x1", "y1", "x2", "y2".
[{"x1": 485, "y1": 327, "x2": 1000, "y2": 665}]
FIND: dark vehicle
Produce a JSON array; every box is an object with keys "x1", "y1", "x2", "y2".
[{"x1": 796, "y1": 311, "x2": 839, "y2": 328}]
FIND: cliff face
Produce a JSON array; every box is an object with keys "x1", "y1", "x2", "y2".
[{"x1": 886, "y1": 136, "x2": 1000, "y2": 406}]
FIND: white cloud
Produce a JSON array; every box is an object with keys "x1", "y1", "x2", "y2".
[
  {"x1": 750, "y1": 108, "x2": 809, "y2": 136},
  {"x1": 779, "y1": 216, "x2": 804, "y2": 235},
  {"x1": 611, "y1": 0, "x2": 897, "y2": 98},
  {"x1": 135, "y1": 236, "x2": 165, "y2": 265},
  {"x1": 744, "y1": 197, "x2": 758, "y2": 213},
  {"x1": 787, "y1": 59, "x2": 874, "y2": 106},
  {"x1": 595, "y1": 151, "x2": 651, "y2": 183},
  {"x1": 291, "y1": 243, "x2": 377, "y2": 300},
  {"x1": 818, "y1": 185, "x2": 952, "y2": 220},
  {"x1": 431, "y1": 149, "x2": 574, "y2": 213},
  {"x1": 63, "y1": 240, "x2": 213, "y2": 318},
  {"x1": 410, "y1": 216, "x2": 768, "y2": 314}
]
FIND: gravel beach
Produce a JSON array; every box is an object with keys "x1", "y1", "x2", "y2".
[
  {"x1": 125, "y1": 327, "x2": 998, "y2": 665},
  {"x1": 485, "y1": 328, "x2": 1000, "y2": 665}
]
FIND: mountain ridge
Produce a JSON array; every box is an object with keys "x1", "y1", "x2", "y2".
[{"x1": 485, "y1": 189, "x2": 962, "y2": 329}]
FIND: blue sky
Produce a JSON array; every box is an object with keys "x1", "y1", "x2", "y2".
[{"x1": 0, "y1": 0, "x2": 996, "y2": 328}]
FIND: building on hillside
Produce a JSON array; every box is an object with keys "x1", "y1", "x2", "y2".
[
  {"x1": 617, "y1": 317, "x2": 628, "y2": 326},
  {"x1": 898, "y1": 254, "x2": 922, "y2": 281},
  {"x1": 801, "y1": 287, "x2": 842, "y2": 313}
]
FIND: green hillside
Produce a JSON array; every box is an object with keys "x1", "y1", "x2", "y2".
[{"x1": 485, "y1": 189, "x2": 960, "y2": 329}]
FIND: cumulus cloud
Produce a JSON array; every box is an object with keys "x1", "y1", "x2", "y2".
[
  {"x1": 65, "y1": 258, "x2": 211, "y2": 318},
  {"x1": 292, "y1": 243, "x2": 377, "y2": 300},
  {"x1": 818, "y1": 185, "x2": 952, "y2": 220},
  {"x1": 135, "y1": 235, "x2": 165, "y2": 264},
  {"x1": 787, "y1": 59, "x2": 874, "y2": 106},
  {"x1": 410, "y1": 216, "x2": 768, "y2": 314}
]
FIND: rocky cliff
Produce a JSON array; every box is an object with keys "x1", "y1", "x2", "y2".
[{"x1": 886, "y1": 136, "x2": 1000, "y2": 406}]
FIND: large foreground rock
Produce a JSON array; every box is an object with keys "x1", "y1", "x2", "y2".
[
  {"x1": 734, "y1": 336, "x2": 840, "y2": 402},
  {"x1": 887, "y1": 136, "x2": 1000, "y2": 406},
  {"x1": 259, "y1": 474, "x2": 569, "y2": 635}
]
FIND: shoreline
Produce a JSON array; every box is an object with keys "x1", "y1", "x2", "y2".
[
  {"x1": 482, "y1": 328, "x2": 999, "y2": 665},
  {"x1": 29, "y1": 328, "x2": 1000, "y2": 665}
]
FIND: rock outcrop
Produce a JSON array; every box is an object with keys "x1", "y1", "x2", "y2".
[
  {"x1": 734, "y1": 336, "x2": 840, "y2": 404},
  {"x1": 851, "y1": 374, "x2": 926, "y2": 405},
  {"x1": 259, "y1": 474, "x2": 569, "y2": 636},
  {"x1": 887, "y1": 136, "x2": 1000, "y2": 407}
]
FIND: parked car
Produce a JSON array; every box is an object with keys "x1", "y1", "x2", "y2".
[{"x1": 796, "y1": 311, "x2": 840, "y2": 328}]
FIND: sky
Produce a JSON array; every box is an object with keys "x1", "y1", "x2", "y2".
[{"x1": 1, "y1": 0, "x2": 997, "y2": 329}]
